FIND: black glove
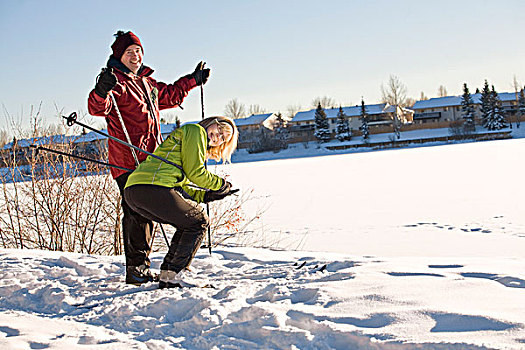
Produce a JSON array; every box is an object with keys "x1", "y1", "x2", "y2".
[
  {"x1": 203, "y1": 180, "x2": 238, "y2": 203},
  {"x1": 191, "y1": 61, "x2": 210, "y2": 86},
  {"x1": 94, "y1": 68, "x2": 117, "y2": 98}
]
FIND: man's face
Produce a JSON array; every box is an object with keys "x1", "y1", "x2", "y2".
[{"x1": 120, "y1": 44, "x2": 143, "y2": 74}]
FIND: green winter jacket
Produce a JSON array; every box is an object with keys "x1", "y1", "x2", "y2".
[{"x1": 124, "y1": 123, "x2": 223, "y2": 203}]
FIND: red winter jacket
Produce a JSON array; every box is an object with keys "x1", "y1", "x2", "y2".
[{"x1": 88, "y1": 57, "x2": 197, "y2": 179}]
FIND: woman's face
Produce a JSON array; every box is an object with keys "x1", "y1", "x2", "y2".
[{"x1": 207, "y1": 123, "x2": 229, "y2": 147}]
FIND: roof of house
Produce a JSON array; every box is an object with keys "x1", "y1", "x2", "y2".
[
  {"x1": 291, "y1": 103, "x2": 396, "y2": 122},
  {"x1": 2, "y1": 134, "x2": 78, "y2": 150},
  {"x1": 234, "y1": 113, "x2": 274, "y2": 127},
  {"x1": 73, "y1": 130, "x2": 107, "y2": 143},
  {"x1": 412, "y1": 92, "x2": 517, "y2": 110}
]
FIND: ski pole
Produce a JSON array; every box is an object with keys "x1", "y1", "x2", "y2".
[
  {"x1": 108, "y1": 92, "x2": 171, "y2": 249},
  {"x1": 63, "y1": 112, "x2": 184, "y2": 172},
  {"x1": 109, "y1": 91, "x2": 140, "y2": 166},
  {"x1": 29, "y1": 144, "x2": 133, "y2": 172},
  {"x1": 63, "y1": 112, "x2": 207, "y2": 190},
  {"x1": 199, "y1": 63, "x2": 212, "y2": 255}
]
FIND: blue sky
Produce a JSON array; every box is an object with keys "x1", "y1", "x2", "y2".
[{"x1": 1, "y1": 0, "x2": 524, "y2": 133}]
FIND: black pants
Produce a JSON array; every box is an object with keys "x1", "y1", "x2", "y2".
[
  {"x1": 124, "y1": 184, "x2": 208, "y2": 273},
  {"x1": 115, "y1": 173, "x2": 154, "y2": 267}
]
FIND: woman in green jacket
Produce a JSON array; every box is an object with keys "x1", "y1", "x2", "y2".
[{"x1": 124, "y1": 116, "x2": 238, "y2": 288}]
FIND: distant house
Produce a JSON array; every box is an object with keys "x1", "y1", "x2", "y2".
[
  {"x1": 412, "y1": 92, "x2": 519, "y2": 124},
  {"x1": 1, "y1": 134, "x2": 87, "y2": 168},
  {"x1": 74, "y1": 129, "x2": 107, "y2": 143},
  {"x1": 2, "y1": 134, "x2": 76, "y2": 150},
  {"x1": 288, "y1": 103, "x2": 413, "y2": 140},
  {"x1": 2, "y1": 134, "x2": 79, "y2": 160},
  {"x1": 234, "y1": 113, "x2": 278, "y2": 148},
  {"x1": 234, "y1": 113, "x2": 277, "y2": 132}
]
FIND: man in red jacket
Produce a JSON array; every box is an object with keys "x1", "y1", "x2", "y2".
[{"x1": 88, "y1": 30, "x2": 210, "y2": 285}]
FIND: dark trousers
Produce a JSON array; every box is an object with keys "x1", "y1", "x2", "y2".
[
  {"x1": 124, "y1": 184, "x2": 208, "y2": 273},
  {"x1": 115, "y1": 173, "x2": 154, "y2": 267}
]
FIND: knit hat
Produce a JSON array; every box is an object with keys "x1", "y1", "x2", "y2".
[{"x1": 111, "y1": 31, "x2": 143, "y2": 60}]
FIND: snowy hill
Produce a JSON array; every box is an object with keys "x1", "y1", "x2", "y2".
[{"x1": 1, "y1": 137, "x2": 525, "y2": 349}]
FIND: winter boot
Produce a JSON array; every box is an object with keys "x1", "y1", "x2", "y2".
[
  {"x1": 158, "y1": 269, "x2": 186, "y2": 289},
  {"x1": 126, "y1": 264, "x2": 158, "y2": 285}
]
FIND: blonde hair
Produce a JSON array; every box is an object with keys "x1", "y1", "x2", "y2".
[{"x1": 199, "y1": 116, "x2": 238, "y2": 163}]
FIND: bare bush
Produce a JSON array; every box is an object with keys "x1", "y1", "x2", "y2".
[
  {"x1": 381, "y1": 75, "x2": 409, "y2": 107},
  {"x1": 312, "y1": 96, "x2": 337, "y2": 109},
  {"x1": 247, "y1": 128, "x2": 288, "y2": 154},
  {"x1": 205, "y1": 170, "x2": 268, "y2": 248},
  {"x1": 448, "y1": 119, "x2": 467, "y2": 138},
  {"x1": 0, "y1": 134, "x2": 122, "y2": 254},
  {"x1": 224, "y1": 98, "x2": 246, "y2": 119},
  {"x1": 247, "y1": 104, "x2": 267, "y2": 116},
  {"x1": 0, "y1": 130, "x2": 8, "y2": 148},
  {"x1": 437, "y1": 85, "x2": 448, "y2": 97},
  {"x1": 286, "y1": 104, "x2": 302, "y2": 120}
]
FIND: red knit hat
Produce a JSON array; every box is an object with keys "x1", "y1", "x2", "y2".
[{"x1": 111, "y1": 31, "x2": 143, "y2": 60}]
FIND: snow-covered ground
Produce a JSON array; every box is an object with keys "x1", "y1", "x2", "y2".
[{"x1": 1, "y1": 137, "x2": 525, "y2": 349}]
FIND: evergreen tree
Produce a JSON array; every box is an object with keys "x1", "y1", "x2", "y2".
[
  {"x1": 461, "y1": 83, "x2": 476, "y2": 133},
  {"x1": 335, "y1": 106, "x2": 351, "y2": 141},
  {"x1": 313, "y1": 103, "x2": 331, "y2": 143},
  {"x1": 248, "y1": 128, "x2": 272, "y2": 154},
  {"x1": 273, "y1": 112, "x2": 286, "y2": 129},
  {"x1": 485, "y1": 86, "x2": 507, "y2": 130},
  {"x1": 480, "y1": 80, "x2": 492, "y2": 128},
  {"x1": 273, "y1": 112, "x2": 289, "y2": 150},
  {"x1": 517, "y1": 87, "x2": 525, "y2": 128},
  {"x1": 359, "y1": 99, "x2": 370, "y2": 141},
  {"x1": 520, "y1": 87, "x2": 525, "y2": 111}
]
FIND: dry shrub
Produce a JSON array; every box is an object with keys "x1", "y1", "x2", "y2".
[
  {"x1": 0, "y1": 139, "x2": 123, "y2": 255},
  {"x1": 204, "y1": 169, "x2": 269, "y2": 248}
]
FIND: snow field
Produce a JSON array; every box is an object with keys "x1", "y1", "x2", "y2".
[
  {"x1": 226, "y1": 138, "x2": 525, "y2": 258},
  {"x1": 1, "y1": 247, "x2": 524, "y2": 349},
  {"x1": 1, "y1": 137, "x2": 525, "y2": 349}
]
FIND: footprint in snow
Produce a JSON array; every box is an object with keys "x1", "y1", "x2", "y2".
[
  {"x1": 460, "y1": 273, "x2": 525, "y2": 289},
  {"x1": 247, "y1": 284, "x2": 322, "y2": 305},
  {"x1": 428, "y1": 264, "x2": 464, "y2": 269},
  {"x1": 428, "y1": 312, "x2": 519, "y2": 332},
  {"x1": 387, "y1": 272, "x2": 445, "y2": 278},
  {"x1": 287, "y1": 309, "x2": 396, "y2": 329},
  {"x1": 0, "y1": 326, "x2": 20, "y2": 337}
]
